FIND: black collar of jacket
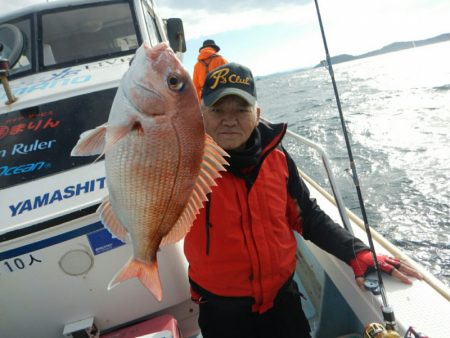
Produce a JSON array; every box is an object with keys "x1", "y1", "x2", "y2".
[{"x1": 226, "y1": 121, "x2": 287, "y2": 186}]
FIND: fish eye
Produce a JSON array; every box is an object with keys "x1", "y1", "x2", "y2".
[{"x1": 167, "y1": 74, "x2": 184, "y2": 91}]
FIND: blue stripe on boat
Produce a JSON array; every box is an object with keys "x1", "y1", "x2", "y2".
[{"x1": 0, "y1": 222, "x2": 103, "y2": 260}]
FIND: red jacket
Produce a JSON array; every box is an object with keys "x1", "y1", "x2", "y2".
[
  {"x1": 193, "y1": 47, "x2": 228, "y2": 100},
  {"x1": 184, "y1": 122, "x2": 367, "y2": 313}
]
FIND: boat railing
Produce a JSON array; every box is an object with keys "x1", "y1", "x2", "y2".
[{"x1": 261, "y1": 117, "x2": 353, "y2": 235}]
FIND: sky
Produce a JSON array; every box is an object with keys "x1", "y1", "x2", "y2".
[{"x1": 4, "y1": 0, "x2": 450, "y2": 76}]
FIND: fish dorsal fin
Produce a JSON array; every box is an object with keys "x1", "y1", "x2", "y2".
[
  {"x1": 160, "y1": 134, "x2": 229, "y2": 246},
  {"x1": 97, "y1": 197, "x2": 129, "y2": 242}
]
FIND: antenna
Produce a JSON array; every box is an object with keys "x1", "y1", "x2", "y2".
[{"x1": 312, "y1": 0, "x2": 399, "y2": 333}]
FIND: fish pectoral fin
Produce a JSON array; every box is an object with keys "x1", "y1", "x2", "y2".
[
  {"x1": 108, "y1": 258, "x2": 163, "y2": 302},
  {"x1": 71, "y1": 124, "x2": 108, "y2": 156},
  {"x1": 102, "y1": 122, "x2": 136, "y2": 155},
  {"x1": 72, "y1": 121, "x2": 135, "y2": 158},
  {"x1": 97, "y1": 197, "x2": 129, "y2": 242},
  {"x1": 161, "y1": 133, "x2": 229, "y2": 246}
]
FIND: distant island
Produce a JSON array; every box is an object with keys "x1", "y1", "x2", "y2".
[{"x1": 315, "y1": 32, "x2": 450, "y2": 68}]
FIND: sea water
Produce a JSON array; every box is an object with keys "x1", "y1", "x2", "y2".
[{"x1": 256, "y1": 41, "x2": 450, "y2": 287}]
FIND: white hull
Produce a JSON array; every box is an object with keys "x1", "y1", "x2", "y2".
[{"x1": 0, "y1": 212, "x2": 198, "y2": 337}]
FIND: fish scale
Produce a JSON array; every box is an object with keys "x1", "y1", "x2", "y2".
[{"x1": 109, "y1": 130, "x2": 180, "y2": 258}]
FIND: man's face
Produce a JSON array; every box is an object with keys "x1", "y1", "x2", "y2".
[{"x1": 202, "y1": 95, "x2": 260, "y2": 151}]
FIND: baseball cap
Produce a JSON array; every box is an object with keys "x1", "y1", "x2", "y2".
[{"x1": 202, "y1": 62, "x2": 257, "y2": 107}]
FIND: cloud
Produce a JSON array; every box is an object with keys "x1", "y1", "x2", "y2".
[
  {"x1": 158, "y1": 2, "x2": 313, "y2": 40},
  {"x1": 158, "y1": 0, "x2": 311, "y2": 12}
]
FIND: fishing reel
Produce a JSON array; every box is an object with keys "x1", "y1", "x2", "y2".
[
  {"x1": 363, "y1": 323, "x2": 428, "y2": 338},
  {"x1": 363, "y1": 323, "x2": 401, "y2": 338}
]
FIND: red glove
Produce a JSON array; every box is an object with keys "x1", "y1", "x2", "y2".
[{"x1": 350, "y1": 250, "x2": 401, "y2": 278}]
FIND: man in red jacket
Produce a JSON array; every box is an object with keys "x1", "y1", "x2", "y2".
[
  {"x1": 184, "y1": 63, "x2": 423, "y2": 338},
  {"x1": 192, "y1": 39, "x2": 228, "y2": 100}
]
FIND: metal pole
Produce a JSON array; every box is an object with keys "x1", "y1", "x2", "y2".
[{"x1": 313, "y1": 0, "x2": 397, "y2": 331}]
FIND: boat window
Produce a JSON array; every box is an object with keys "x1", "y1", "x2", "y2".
[
  {"x1": 40, "y1": 1, "x2": 139, "y2": 69},
  {"x1": 0, "y1": 88, "x2": 116, "y2": 189},
  {"x1": 0, "y1": 17, "x2": 33, "y2": 76},
  {"x1": 142, "y1": 6, "x2": 163, "y2": 45}
]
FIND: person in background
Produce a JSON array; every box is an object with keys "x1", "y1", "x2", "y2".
[
  {"x1": 192, "y1": 39, "x2": 228, "y2": 100},
  {"x1": 184, "y1": 62, "x2": 423, "y2": 338}
]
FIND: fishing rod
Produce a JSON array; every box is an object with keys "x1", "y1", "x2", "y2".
[{"x1": 312, "y1": 0, "x2": 400, "y2": 336}]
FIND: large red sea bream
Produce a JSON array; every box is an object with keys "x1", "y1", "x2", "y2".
[{"x1": 71, "y1": 42, "x2": 228, "y2": 301}]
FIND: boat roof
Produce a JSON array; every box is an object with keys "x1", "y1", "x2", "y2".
[{"x1": 1, "y1": 0, "x2": 152, "y2": 22}]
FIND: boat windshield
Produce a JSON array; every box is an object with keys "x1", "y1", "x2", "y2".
[
  {"x1": 40, "y1": 1, "x2": 139, "y2": 69},
  {"x1": 0, "y1": 17, "x2": 33, "y2": 77},
  {"x1": 0, "y1": 1, "x2": 140, "y2": 78}
]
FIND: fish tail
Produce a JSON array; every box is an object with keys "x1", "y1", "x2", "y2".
[{"x1": 108, "y1": 258, "x2": 163, "y2": 301}]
